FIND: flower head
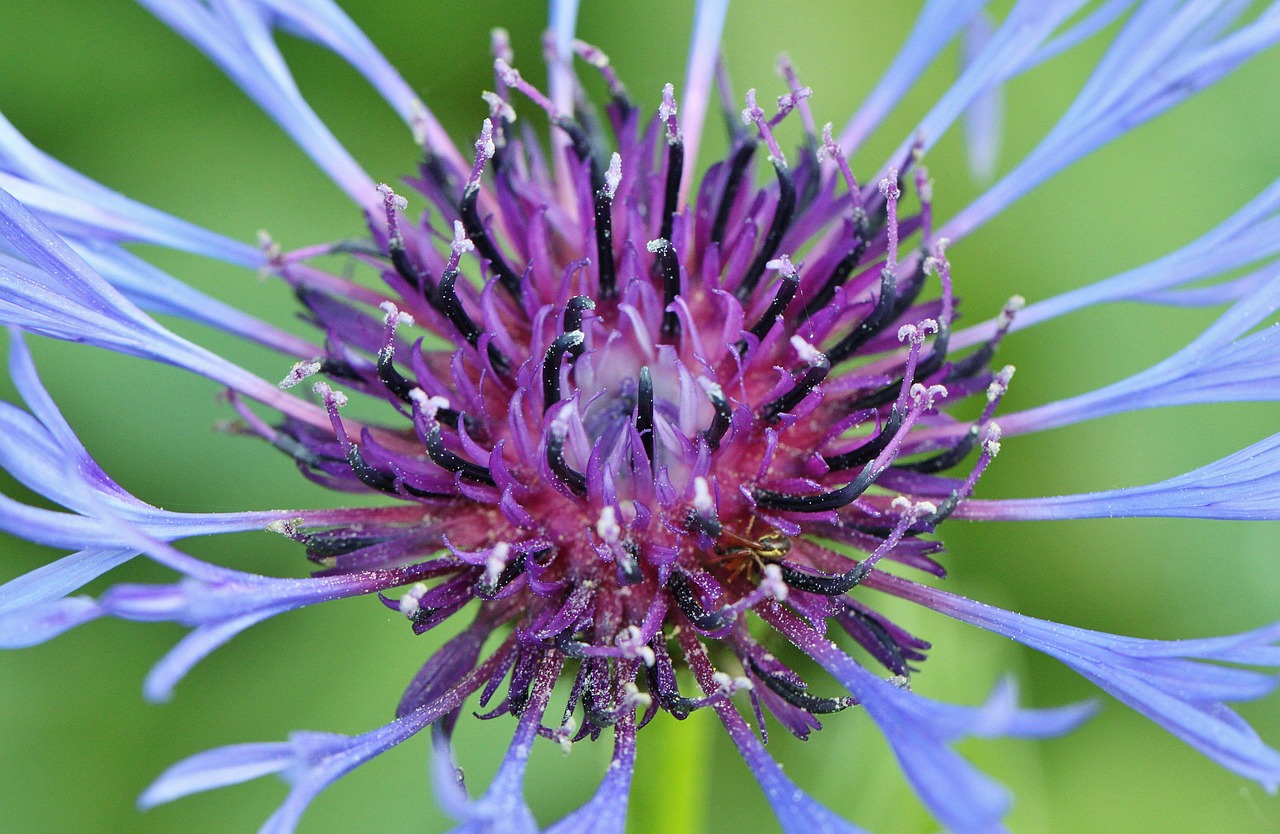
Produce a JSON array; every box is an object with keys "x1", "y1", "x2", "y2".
[{"x1": 2, "y1": 1, "x2": 1280, "y2": 832}]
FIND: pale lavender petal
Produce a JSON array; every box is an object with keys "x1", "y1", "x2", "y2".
[
  {"x1": 952, "y1": 176, "x2": 1280, "y2": 350},
  {"x1": 767, "y1": 604, "x2": 1092, "y2": 834},
  {"x1": 142, "y1": 609, "x2": 281, "y2": 703},
  {"x1": 544, "y1": 718, "x2": 636, "y2": 834},
  {"x1": 892, "y1": 580, "x2": 1280, "y2": 789},
  {"x1": 0, "y1": 596, "x2": 103, "y2": 648},
  {"x1": 139, "y1": 742, "x2": 297, "y2": 808},
  {"x1": 942, "y1": 3, "x2": 1280, "y2": 241},
  {"x1": 0, "y1": 112, "x2": 260, "y2": 266},
  {"x1": 0, "y1": 189, "x2": 332, "y2": 427},
  {"x1": 0, "y1": 547, "x2": 135, "y2": 616},
  {"x1": 715, "y1": 696, "x2": 872, "y2": 834},
  {"x1": 838, "y1": 0, "x2": 988, "y2": 152},
  {"x1": 256, "y1": 0, "x2": 468, "y2": 174},
  {"x1": 135, "y1": 0, "x2": 378, "y2": 213},
  {"x1": 881, "y1": 0, "x2": 1090, "y2": 170},
  {"x1": 958, "y1": 431, "x2": 1280, "y2": 521},
  {"x1": 998, "y1": 269, "x2": 1280, "y2": 433},
  {"x1": 678, "y1": 0, "x2": 731, "y2": 204},
  {"x1": 961, "y1": 13, "x2": 1003, "y2": 180}
]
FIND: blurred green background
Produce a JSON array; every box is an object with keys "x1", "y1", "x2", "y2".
[{"x1": 0, "y1": 1, "x2": 1278, "y2": 832}]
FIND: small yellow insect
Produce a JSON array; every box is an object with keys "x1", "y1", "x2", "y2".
[{"x1": 711, "y1": 522, "x2": 791, "y2": 582}]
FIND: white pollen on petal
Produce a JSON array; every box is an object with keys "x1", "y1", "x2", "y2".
[
  {"x1": 891, "y1": 495, "x2": 912, "y2": 511},
  {"x1": 658, "y1": 83, "x2": 677, "y2": 121},
  {"x1": 451, "y1": 220, "x2": 475, "y2": 255},
  {"x1": 897, "y1": 323, "x2": 919, "y2": 343},
  {"x1": 265, "y1": 518, "x2": 301, "y2": 538},
  {"x1": 789, "y1": 335, "x2": 823, "y2": 365},
  {"x1": 376, "y1": 183, "x2": 408, "y2": 211},
  {"x1": 713, "y1": 671, "x2": 733, "y2": 691},
  {"x1": 624, "y1": 682, "x2": 653, "y2": 708},
  {"x1": 984, "y1": 423, "x2": 1003, "y2": 457},
  {"x1": 398, "y1": 582, "x2": 429, "y2": 618},
  {"x1": 604, "y1": 152, "x2": 622, "y2": 199},
  {"x1": 494, "y1": 58, "x2": 520, "y2": 86},
  {"x1": 477, "y1": 119, "x2": 496, "y2": 159},
  {"x1": 596, "y1": 506, "x2": 621, "y2": 543},
  {"x1": 483, "y1": 543, "x2": 511, "y2": 586},
  {"x1": 313, "y1": 381, "x2": 347, "y2": 407},
  {"x1": 878, "y1": 169, "x2": 901, "y2": 199},
  {"x1": 692, "y1": 477, "x2": 714, "y2": 513},
  {"x1": 481, "y1": 91, "x2": 516, "y2": 123},
  {"x1": 279, "y1": 359, "x2": 321, "y2": 389},
  {"x1": 761, "y1": 563, "x2": 788, "y2": 601},
  {"x1": 646, "y1": 238, "x2": 670, "y2": 253}
]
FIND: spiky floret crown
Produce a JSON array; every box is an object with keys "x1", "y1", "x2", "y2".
[{"x1": 250, "y1": 42, "x2": 1016, "y2": 737}]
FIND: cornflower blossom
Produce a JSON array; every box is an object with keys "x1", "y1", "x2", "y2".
[{"x1": 2, "y1": 1, "x2": 1280, "y2": 832}]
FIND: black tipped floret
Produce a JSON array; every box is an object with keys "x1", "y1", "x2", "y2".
[
  {"x1": 898, "y1": 426, "x2": 978, "y2": 473},
  {"x1": 826, "y1": 267, "x2": 898, "y2": 366},
  {"x1": 546, "y1": 427, "x2": 588, "y2": 495},
  {"x1": 593, "y1": 185, "x2": 617, "y2": 297},
  {"x1": 637, "y1": 366, "x2": 656, "y2": 471},
  {"x1": 668, "y1": 572, "x2": 735, "y2": 631},
  {"x1": 700, "y1": 381, "x2": 733, "y2": 451},
  {"x1": 650, "y1": 239, "x2": 682, "y2": 339},
  {"x1": 798, "y1": 214, "x2": 871, "y2": 322},
  {"x1": 424, "y1": 423, "x2": 496, "y2": 485},
  {"x1": 749, "y1": 659, "x2": 854, "y2": 714},
  {"x1": 761, "y1": 356, "x2": 830, "y2": 422},
  {"x1": 542, "y1": 331, "x2": 586, "y2": 413},
  {"x1": 459, "y1": 186, "x2": 524, "y2": 301},
  {"x1": 754, "y1": 462, "x2": 878, "y2": 513},
  {"x1": 734, "y1": 158, "x2": 796, "y2": 301},
  {"x1": 660, "y1": 138, "x2": 684, "y2": 243},
  {"x1": 777, "y1": 560, "x2": 874, "y2": 596},
  {"x1": 564, "y1": 295, "x2": 595, "y2": 334},
  {"x1": 434, "y1": 269, "x2": 511, "y2": 374},
  {"x1": 376, "y1": 350, "x2": 417, "y2": 403},
  {"x1": 475, "y1": 552, "x2": 527, "y2": 598},
  {"x1": 741, "y1": 271, "x2": 798, "y2": 349},
  {"x1": 710, "y1": 141, "x2": 757, "y2": 246},
  {"x1": 823, "y1": 405, "x2": 903, "y2": 471},
  {"x1": 387, "y1": 238, "x2": 428, "y2": 293}
]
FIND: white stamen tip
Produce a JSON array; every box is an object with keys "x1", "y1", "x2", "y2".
[
  {"x1": 984, "y1": 423, "x2": 1003, "y2": 457},
  {"x1": 313, "y1": 381, "x2": 347, "y2": 407},
  {"x1": 692, "y1": 477, "x2": 714, "y2": 513},
  {"x1": 765, "y1": 254, "x2": 797, "y2": 278},
  {"x1": 761, "y1": 563, "x2": 788, "y2": 601},
  {"x1": 279, "y1": 359, "x2": 322, "y2": 389},
  {"x1": 376, "y1": 183, "x2": 408, "y2": 211},
  {"x1": 481, "y1": 91, "x2": 516, "y2": 123},
  {"x1": 494, "y1": 58, "x2": 520, "y2": 86},
  {"x1": 483, "y1": 543, "x2": 510, "y2": 587},
  {"x1": 879, "y1": 169, "x2": 901, "y2": 199},
  {"x1": 451, "y1": 220, "x2": 475, "y2": 255},
  {"x1": 477, "y1": 119, "x2": 496, "y2": 159},
  {"x1": 624, "y1": 682, "x2": 653, "y2": 708},
  {"x1": 789, "y1": 335, "x2": 823, "y2": 365},
  {"x1": 596, "y1": 506, "x2": 622, "y2": 543},
  {"x1": 604, "y1": 153, "x2": 622, "y2": 199},
  {"x1": 398, "y1": 582, "x2": 429, "y2": 618},
  {"x1": 658, "y1": 83, "x2": 678, "y2": 121}
]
